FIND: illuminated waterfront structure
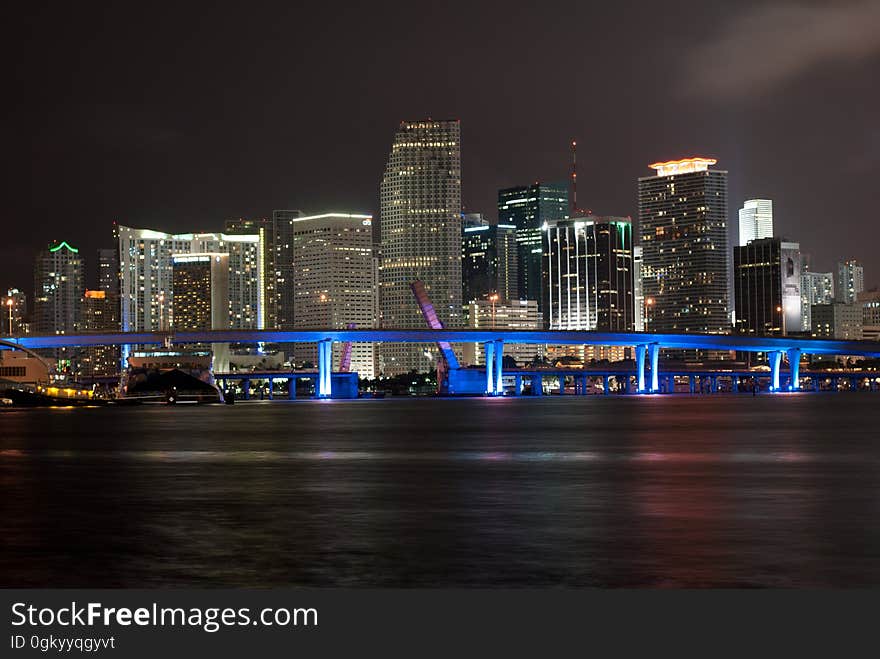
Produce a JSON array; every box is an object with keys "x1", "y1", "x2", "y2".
[
  {"x1": 80, "y1": 289, "x2": 120, "y2": 376},
  {"x1": 836, "y1": 260, "x2": 864, "y2": 304},
  {"x1": 738, "y1": 199, "x2": 773, "y2": 246},
  {"x1": 289, "y1": 213, "x2": 378, "y2": 378},
  {"x1": 638, "y1": 157, "x2": 730, "y2": 336},
  {"x1": 498, "y1": 182, "x2": 569, "y2": 311},
  {"x1": 858, "y1": 290, "x2": 880, "y2": 341},
  {"x1": 32, "y1": 241, "x2": 84, "y2": 335},
  {"x1": 117, "y1": 227, "x2": 264, "y2": 332},
  {"x1": 461, "y1": 214, "x2": 517, "y2": 304},
  {"x1": 734, "y1": 238, "x2": 802, "y2": 336},
  {"x1": 801, "y1": 268, "x2": 834, "y2": 332},
  {"x1": 463, "y1": 299, "x2": 542, "y2": 366},
  {"x1": 171, "y1": 254, "x2": 229, "y2": 331},
  {"x1": 811, "y1": 302, "x2": 863, "y2": 341},
  {"x1": 97, "y1": 248, "x2": 119, "y2": 295},
  {"x1": 379, "y1": 119, "x2": 463, "y2": 375}
]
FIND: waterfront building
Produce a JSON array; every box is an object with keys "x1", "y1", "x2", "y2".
[
  {"x1": 289, "y1": 213, "x2": 378, "y2": 379},
  {"x1": 497, "y1": 182, "x2": 569, "y2": 311},
  {"x1": 97, "y1": 247, "x2": 120, "y2": 295},
  {"x1": 857, "y1": 290, "x2": 880, "y2": 341},
  {"x1": 738, "y1": 199, "x2": 773, "y2": 246},
  {"x1": 80, "y1": 289, "x2": 120, "y2": 376},
  {"x1": 462, "y1": 299, "x2": 542, "y2": 367},
  {"x1": 836, "y1": 260, "x2": 865, "y2": 304},
  {"x1": 733, "y1": 238, "x2": 802, "y2": 336},
  {"x1": 379, "y1": 119, "x2": 463, "y2": 375},
  {"x1": 801, "y1": 268, "x2": 834, "y2": 332},
  {"x1": 3, "y1": 288, "x2": 28, "y2": 335},
  {"x1": 638, "y1": 157, "x2": 730, "y2": 336},
  {"x1": 32, "y1": 241, "x2": 84, "y2": 335},
  {"x1": 117, "y1": 226, "x2": 264, "y2": 332},
  {"x1": 811, "y1": 302, "x2": 863, "y2": 340},
  {"x1": 171, "y1": 254, "x2": 229, "y2": 331},
  {"x1": 461, "y1": 214, "x2": 518, "y2": 304}
]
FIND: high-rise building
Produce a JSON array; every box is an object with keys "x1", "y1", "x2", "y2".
[
  {"x1": 3, "y1": 288, "x2": 28, "y2": 335},
  {"x1": 461, "y1": 214, "x2": 518, "y2": 304},
  {"x1": 857, "y1": 290, "x2": 880, "y2": 342},
  {"x1": 33, "y1": 241, "x2": 84, "y2": 335},
  {"x1": 379, "y1": 119, "x2": 462, "y2": 375},
  {"x1": 738, "y1": 199, "x2": 773, "y2": 246},
  {"x1": 289, "y1": 213, "x2": 378, "y2": 378},
  {"x1": 811, "y1": 302, "x2": 863, "y2": 341},
  {"x1": 117, "y1": 227, "x2": 263, "y2": 332},
  {"x1": 633, "y1": 246, "x2": 645, "y2": 331},
  {"x1": 801, "y1": 268, "x2": 834, "y2": 332},
  {"x1": 80, "y1": 289, "x2": 120, "y2": 376},
  {"x1": 543, "y1": 216, "x2": 634, "y2": 331},
  {"x1": 638, "y1": 157, "x2": 730, "y2": 335},
  {"x1": 734, "y1": 238, "x2": 802, "y2": 336},
  {"x1": 836, "y1": 260, "x2": 865, "y2": 304},
  {"x1": 462, "y1": 299, "x2": 542, "y2": 367},
  {"x1": 226, "y1": 217, "x2": 273, "y2": 328},
  {"x1": 498, "y1": 182, "x2": 569, "y2": 310},
  {"x1": 171, "y1": 254, "x2": 229, "y2": 331},
  {"x1": 97, "y1": 248, "x2": 120, "y2": 295}
]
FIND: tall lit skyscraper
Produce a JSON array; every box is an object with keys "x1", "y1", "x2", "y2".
[
  {"x1": 638, "y1": 158, "x2": 730, "y2": 335},
  {"x1": 171, "y1": 254, "x2": 229, "y2": 331},
  {"x1": 498, "y1": 182, "x2": 569, "y2": 310},
  {"x1": 97, "y1": 248, "x2": 120, "y2": 295},
  {"x1": 290, "y1": 213, "x2": 378, "y2": 378},
  {"x1": 33, "y1": 241, "x2": 84, "y2": 335},
  {"x1": 80, "y1": 289, "x2": 120, "y2": 376},
  {"x1": 379, "y1": 119, "x2": 462, "y2": 375},
  {"x1": 633, "y1": 246, "x2": 645, "y2": 331},
  {"x1": 836, "y1": 260, "x2": 864, "y2": 304},
  {"x1": 801, "y1": 268, "x2": 834, "y2": 332},
  {"x1": 734, "y1": 238, "x2": 801, "y2": 336},
  {"x1": 461, "y1": 214, "x2": 517, "y2": 304},
  {"x1": 269, "y1": 210, "x2": 305, "y2": 330},
  {"x1": 543, "y1": 216, "x2": 634, "y2": 331},
  {"x1": 738, "y1": 199, "x2": 773, "y2": 246}
]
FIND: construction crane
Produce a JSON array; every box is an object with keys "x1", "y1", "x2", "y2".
[
  {"x1": 410, "y1": 280, "x2": 460, "y2": 392},
  {"x1": 570, "y1": 140, "x2": 592, "y2": 217},
  {"x1": 338, "y1": 323, "x2": 356, "y2": 372}
]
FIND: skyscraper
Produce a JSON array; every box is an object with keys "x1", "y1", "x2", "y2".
[
  {"x1": 80, "y1": 289, "x2": 120, "y2": 376},
  {"x1": 379, "y1": 119, "x2": 462, "y2": 375},
  {"x1": 836, "y1": 260, "x2": 865, "y2": 304},
  {"x1": 461, "y1": 214, "x2": 517, "y2": 304},
  {"x1": 543, "y1": 216, "x2": 634, "y2": 331},
  {"x1": 97, "y1": 247, "x2": 120, "y2": 295},
  {"x1": 498, "y1": 182, "x2": 569, "y2": 310},
  {"x1": 638, "y1": 158, "x2": 730, "y2": 335},
  {"x1": 734, "y1": 238, "x2": 801, "y2": 336},
  {"x1": 289, "y1": 213, "x2": 378, "y2": 378},
  {"x1": 33, "y1": 241, "x2": 84, "y2": 335},
  {"x1": 801, "y1": 268, "x2": 834, "y2": 332},
  {"x1": 633, "y1": 246, "x2": 645, "y2": 331},
  {"x1": 269, "y1": 210, "x2": 305, "y2": 330},
  {"x1": 738, "y1": 199, "x2": 773, "y2": 246},
  {"x1": 171, "y1": 254, "x2": 229, "y2": 331}
]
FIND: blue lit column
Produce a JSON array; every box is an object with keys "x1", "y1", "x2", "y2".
[
  {"x1": 689, "y1": 375, "x2": 695, "y2": 394},
  {"x1": 288, "y1": 377, "x2": 296, "y2": 400},
  {"x1": 603, "y1": 374, "x2": 609, "y2": 395},
  {"x1": 268, "y1": 377, "x2": 274, "y2": 400},
  {"x1": 318, "y1": 339, "x2": 332, "y2": 398},
  {"x1": 494, "y1": 340, "x2": 504, "y2": 396},
  {"x1": 769, "y1": 351, "x2": 783, "y2": 392},
  {"x1": 649, "y1": 343, "x2": 660, "y2": 392},
  {"x1": 514, "y1": 374, "x2": 522, "y2": 396},
  {"x1": 484, "y1": 341, "x2": 495, "y2": 395},
  {"x1": 533, "y1": 375, "x2": 543, "y2": 396},
  {"x1": 243, "y1": 378, "x2": 251, "y2": 400},
  {"x1": 786, "y1": 348, "x2": 801, "y2": 391},
  {"x1": 635, "y1": 344, "x2": 647, "y2": 393}
]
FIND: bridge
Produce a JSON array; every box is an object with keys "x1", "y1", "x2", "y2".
[{"x1": 3, "y1": 329, "x2": 880, "y2": 398}]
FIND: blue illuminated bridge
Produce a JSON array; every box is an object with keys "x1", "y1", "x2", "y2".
[{"x1": 3, "y1": 329, "x2": 880, "y2": 398}]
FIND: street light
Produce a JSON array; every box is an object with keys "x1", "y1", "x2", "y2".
[
  {"x1": 776, "y1": 304, "x2": 786, "y2": 336},
  {"x1": 5, "y1": 297, "x2": 13, "y2": 336},
  {"x1": 645, "y1": 298, "x2": 654, "y2": 331},
  {"x1": 488, "y1": 293, "x2": 499, "y2": 329}
]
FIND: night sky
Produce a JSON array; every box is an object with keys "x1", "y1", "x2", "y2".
[{"x1": 4, "y1": 0, "x2": 879, "y2": 290}]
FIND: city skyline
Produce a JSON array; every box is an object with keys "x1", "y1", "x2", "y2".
[{"x1": 3, "y1": 2, "x2": 880, "y2": 291}]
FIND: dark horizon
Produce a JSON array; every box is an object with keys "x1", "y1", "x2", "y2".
[{"x1": 3, "y1": 0, "x2": 879, "y2": 291}]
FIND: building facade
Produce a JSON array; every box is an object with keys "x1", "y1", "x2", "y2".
[
  {"x1": 462, "y1": 299, "x2": 542, "y2": 367},
  {"x1": 638, "y1": 158, "x2": 730, "y2": 335},
  {"x1": 734, "y1": 238, "x2": 801, "y2": 336},
  {"x1": 633, "y1": 246, "x2": 645, "y2": 332},
  {"x1": 33, "y1": 241, "x2": 84, "y2": 335},
  {"x1": 801, "y1": 269, "x2": 834, "y2": 332},
  {"x1": 461, "y1": 215, "x2": 517, "y2": 304},
  {"x1": 811, "y1": 302, "x2": 863, "y2": 341},
  {"x1": 379, "y1": 119, "x2": 463, "y2": 375},
  {"x1": 738, "y1": 198, "x2": 773, "y2": 246},
  {"x1": 80, "y1": 289, "x2": 121, "y2": 376},
  {"x1": 857, "y1": 290, "x2": 880, "y2": 342},
  {"x1": 497, "y1": 182, "x2": 569, "y2": 311},
  {"x1": 836, "y1": 260, "x2": 865, "y2": 304}
]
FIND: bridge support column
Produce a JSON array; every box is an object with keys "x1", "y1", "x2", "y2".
[
  {"x1": 689, "y1": 375, "x2": 695, "y2": 394},
  {"x1": 667, "y1": 374, "x2": 674, "y2": 393},
  {"x1": 484, "y1": 341, "x2": 495, "y2": 395},
  {"x1": 514, "y1": 374, "x2": 522, "y2": 396},
  {"x1": 243, "y1": 378, "x2": 251, "y2": 400},
  {"x1": 494, "y1": 340, "x2": 504, "y2": 396},
  {"x1": 732, "y1": 375, "x2": 739, "y2": 393},
  {"x1": 603, "y1": 374, "x2": 610, "y2": 395},
  {"x1": 532, "y1": 375, "x2": 543, "y2": 396},
  {"x1": 710, "y1": 376, "x2": 718, "y2": 393},
  {"x1": 268, "y1": 377, "x2": 274, "y2": 400},
  {"x1": 624, "y1": 375, "x2": 631, "y2": 395},
  {"x1": 787, "y1": 349, "x2": 801, "y2": 391},
  {"x1": 635, "y1": 344, "x2": 647, "y2": 393},
  {"x1": 317, "y1": 339, "x2": 332, "y2": 398},
  {"x1": 649, "y1": 343, "x2": 660, "y2": 392},
  {"x1": 769, "y1": 351, "x2": 783, "y2": 391},
  {"x1": 288, "y1": 377, "x2": 296, "y2": 400}
]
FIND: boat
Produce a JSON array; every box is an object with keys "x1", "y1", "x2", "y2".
[{"x1": 117, "y1": 350, "x2": 224, "y2": 404}]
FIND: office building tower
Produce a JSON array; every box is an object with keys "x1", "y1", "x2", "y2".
[
  {"x1": 3, "y1": 288, "x2": 28, "y2": 335},
  {"x1": 379, "y1": 119, "x2": 462, "y2": 375},
  {"x1": 836, "y1": 260, "x2": 865, "y2": 304},
  {"x1": 33, "y1": 241, "x2": 84, "y2": 335},
  {"x1": 633, "y1": 246, "x2": 645, "y2": 331},
  {"x1": 857, "y1": 290, "x2": 880, "y2": 341},
  {"x1": 171, "y1": 254, "x2": 229, "y2": 331},
  {"x1": 226, "y1": 217, "x2": 274, "y2": 328},
  {"x1": 811, "y1": 302, "x2": 863, "y2": 340},
  {"x1": 498, "y1": 182, "x2": 569, "y2": 309},
  {"x1": 543, "y1": 216, "x2": 634, "y2": 331},
  {"x1": 270, "y1": 210, "x2": 304, "y2": 330},
  {"x1": 801, "y1": 269, "x2": 834, "y2": 332},
  {"x1": 117, "y1": 227, "x2": 264, "y2": 332},
  {"x1": 289, "y1": 213, "x2": 378, "y2": 378},
  {"x1": 97, "y1": 247, "x2": 120, "y2": 295},
  {"x1": 738, "y1": 199, "x2": 773, "y2": 246},
  {"x1": 734, "y1": 238, "x2": 801, "y2": 336},
  {"x1": 638, "y1": 157, "x2": 730, "y2": 335},
  {"x1": 462, "y1": 299, "x2": 542, "y2": 367},
  {"x1": 80, "y1": 289, "x2": 120, "y2": 376},
  {"x1": 461, "y1": 215, "x2": 518, "y2": 304}
]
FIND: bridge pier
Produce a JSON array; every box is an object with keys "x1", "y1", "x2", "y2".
[
  {"x1": 288, "y1": 377, "x2": 297, "y2": 399},
  {"x1": 689, "y1": 375, "x2": 696, "y2": 394},
  {"x1": 787, "y1": 348, "x2": 802, "y2": 391},
  {"x1": 732, "y1": 375, "x2": 739, "y2": 392},
  {"x1": 484, "y1": 341, "x2": 495, "y2": 395},
  {"x1": 494, "y1": 340, "x2": 504, "y2": 396},
  {"x1": 636, "y1": 344, "x2": 647, "y2": 393},
  {"x1": 268, "y1": 377, "x2": 274, "y2": 400},
  {"x1": 769, "y1": 351, "x2": 783, "y2": 391},
  {"x1": 317, "y1": 339, "x2": 332, "y2": 398},
  {"x1": 532, "y1": 375, "x2": 543, "y2": 396},
  {"x1": 514, "y1": 374, "x2": 522, "y2": 396},
  {"x1": 242, "y1": 378, "x2": 251, "y2": 400},
  {"x1": 649, "y1": 343, "x2": 660, "y2": 392}
]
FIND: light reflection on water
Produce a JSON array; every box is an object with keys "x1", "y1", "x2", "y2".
[{"x1": 1, "y1": 395, "x2": 879, "y2": 588}]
